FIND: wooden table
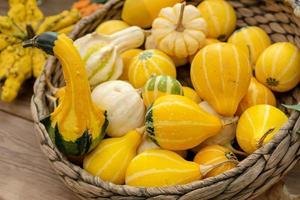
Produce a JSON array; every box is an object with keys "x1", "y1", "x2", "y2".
[{"x1": 0, "y1": 1, "x2": 300, "y2": 200}]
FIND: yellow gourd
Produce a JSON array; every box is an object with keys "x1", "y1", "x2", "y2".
[
  {"x1": 237, "y1": 77, "x2": 276, "y2": 115},
  {"x1": 255, "y1": 42, "x2": 300, "y2": 92},
  {"x1": 236, "y1": 104, "x2": 288, "y2": 154},
  {"x1": 152, "y1": 3, "x2": 207, "y2": 58},
  {"x1": 84, "y1": 130, "x2": 142, "y2": 184},
  {"x1": 189, "y1": 38, "x2": 220, "y2": 63},
  {"x1": 194, "y1": 145, "x2": 237, "y2": 178},
  {"x1": 96, "y1": 20, "x2": 130, "y2": 35},
  {"x1": 121, "y1": 0, "x2": 182, "y2": 28},
  {"x1": 197, "y1": 0, "x2": 236, "y2": 41},
  {"x1": 145, "y1": 95, "x2": 222, "y2": 150},
  {"x1": 119, "y1": 49, "x2": 143, "y2": 80},
  {"x1": 191, "y1": 43, "x2": 252, "y2": 117},
  {"x1": 182, "y1": 86, "x2": 201, "y2": 103},
  {"x1": 128, "y1": 49, "x2": 176, "y2": 88},
  {"x1": 126, "y1": 149, "x2": 231, "y2": 187},
  {"x1": 228, "y1": 26, "x2": 271, "y2": 66}
]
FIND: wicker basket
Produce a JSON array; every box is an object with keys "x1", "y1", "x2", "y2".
[{"x1": 32, "y1": 0, "x2": 300, "y2": 199}]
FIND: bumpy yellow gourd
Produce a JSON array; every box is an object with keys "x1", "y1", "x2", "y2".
[
  {"x1": 96, "y1": 20, "x2": 130, "y2": 35},
  {"x1": 152, "y1": 3, "x2": 207, "y2": 58},
  {"x1": 197, "y1": 0, "x2": 236, "y2": 40},
  {"x1": 194, "y1": 145, "x2": 237, "y2": 178},
  {"x1": 121, "y1": 0, "x2": 182, "y2": 28},
  {"x1": 128, "y1": 49, "x2": 176, "y2": 88},
  {"x1": 237, "y1": 77, "x2": 276, "y2": 115},
  {"x1": 228, "y1": 26, "x2": 271, "y2": 66},
  {"x1": 84, "y1": 130, "x2": 142, "y2": 184},
  {"x1": 236, "y1": 104, "x2": 288, "y2": 154},
  {"x1": 119, "y1": 49, "x2": 143, "y2": 80},
  {"x1": 145, "y1": 95, "x2": 222, "y2": 150},
  {"x1": 191, "y1": 43, "x2": 252, "y2": 117},
  {"x1": 182, "y1": 86, "x2": 201, "y2": 103},
  {"x1": 255, "y1": 42, "x2": 300, "y2": 92}
]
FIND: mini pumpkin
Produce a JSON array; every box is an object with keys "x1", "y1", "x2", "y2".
[
  {"x1": 119, "y1": 49, "x2": 143, "y2": 80},
  {"x1": 152, "y1": 3, "x2": 207, "y2": 58}
]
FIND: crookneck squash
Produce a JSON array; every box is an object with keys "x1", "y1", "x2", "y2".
[{"x1": 24, "y1": 32, "x2": 108, "y2": 157}]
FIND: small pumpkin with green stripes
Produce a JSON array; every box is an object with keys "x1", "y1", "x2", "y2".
[
  {"x1": 142, "y1": 75, "x2": 183, "y2": 107},
  {"x1": 128, "y1": 49, "x2": 176, "y2": 88},
  {"x1": 145, "y1": 95, "x2": 222, "y2": 150}
]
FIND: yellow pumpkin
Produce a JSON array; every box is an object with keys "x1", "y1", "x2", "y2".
[
  {"x1": 119, "y1": 49, "x2": 143, "y2": 80},
  {"x1": 182, "y1": 86, "x2": 201, "y2": 103},
  {"x1": 145, "y1": 95, "x2": 222, "y2": 150},
  {"x1": 84, "y1": 130, "x2": 141, "y2": 184},
  {"x1": 255, "y1": 42, "x2": 300, "y2": 92},
  {"x1": 121, "y1": 0, "x2": 182, "y2": 28},
  {"x1": 96, "y1": 20, "x2": 130, "y2": 35},
  {"x1": 189, "y1": 38, "x2": 220, "y2": 63},
  {"x1": 191, "y1": 43, "x2": 252, "y2": 117},
  {"x1": 194, "y1": 145, "x2": 237, "y2": 178},
  {"x1": 228, "y1": 26, "x2": 271, "y2": 66},
  {"x1": 197, "y1": 0, "x2": 236, "y2": 41},
  {"x1": 237, "y1": 77, "x2": 276, "y2": 115},
  {"x1": 152, "y1": 3, "x2": 207, "y2": 58},
  {"x1": 128, "y1": 49, "x2": 176, "y2": 88},
  {"x1": 236, "y1": 104, "x2": 288, "y2": 154}
]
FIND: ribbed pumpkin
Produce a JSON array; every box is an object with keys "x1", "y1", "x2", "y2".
[
  {"x1": 236, "y1": 104, "x2": 288, "y2": 154},
  {"x1": 119, "y1": 49, "x2": 143, "y2": 80},
  {"x1": 191, "y1": 43, "x2": 252, "y2": 117},
  {"x1": 145, "y1": 95, "x2": 222, "y2": 150},
  {"x1": 194, "y1": 145, "x2": 237, "y2": 178},
  {"x1": 197, "y1": 0, "x2": 236, "y2": 41},
  {"x1": 237, "y1": 77, "x2": 276, "y2": 115},
  {"x1": 182, "y1": 86, "x2": 201, "y2": 103},
  {"x1": 255, "y1": 42, "x2": 300, "y2": 92},
  {"x1": 228, "y1": 26, "x2": 271, "y2": 66},
  {"x1": 142, "y1": 75, "x2": 183, "y2": 107},
  {"x1": 128, "y1": 49, "x2": 176, "y2": 88},
  {"x1": 84, "y1": 130, "x2": 141, "y2": 184}
]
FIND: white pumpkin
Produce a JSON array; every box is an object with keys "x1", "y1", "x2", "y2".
[
  {"x1": 152, "y1": 3, "x2": 207, "y2": 58},
  {"x1": 91, "y1": 80, "x2": 145, "y2": 137}
]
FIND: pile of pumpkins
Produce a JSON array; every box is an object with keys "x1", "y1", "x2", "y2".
[{"x1": 47, "y1": 0, "x2": 300, "y2": 187}]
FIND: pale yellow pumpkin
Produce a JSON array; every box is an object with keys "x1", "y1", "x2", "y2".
[
  {"x1": 191, "y1": 43, "x2": 252, "y2": 117},
  {"x1": 128, "y1": 49, "x2": 176, "y2": 88},
  {"x1": 228, "y1": 26, "x2": 271, "y2": 66},
  {"x1": 119, "y1": 49, "x2": 143, "y2": 80},
  {"x1": 255, "y1": 42, "x2": 300, "y2": 92},
  {"x1": 152, "y1": 3, "x2": 207, "y2": 58},
  {"x1": 197, "y1": 0, "x2": 236, "y2": 40},
  {"x1": 96, "y1": 20, "x2": 130, "y2": 35}
]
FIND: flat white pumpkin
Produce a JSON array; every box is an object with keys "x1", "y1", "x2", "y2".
[{"x1": 152, "y1": 3, "x2": 207, "y2": 58}]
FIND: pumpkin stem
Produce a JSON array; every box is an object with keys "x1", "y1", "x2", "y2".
[
  {"x1": 224, "y1": 143, "x2": 248, "y2": 157},
  {"x1": 176, "y1": 2, "x2": 186, "y2": 32},
  {"x1": 257, "y1": 127, "x2": 275, "y2": 148},
  {"x1": 199, "y1": 160, "x2": 239, "y2": 177}
]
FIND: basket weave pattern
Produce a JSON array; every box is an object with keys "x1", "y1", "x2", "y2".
[{"x1": 32, "y1": 0, "x2": 300, "y2": 199}]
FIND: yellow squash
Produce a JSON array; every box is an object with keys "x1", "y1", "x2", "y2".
[
  {"x1": 237, "y1": 77, "x2": 276, "y2": 115},
  {"x1": 194, "y1": 145, "x2": 237, "y2": 178},
  {"x1": 255, "y1": 42, "x2": 300, "y2": 92},
  {"x1": 128, "y1": 49, "x2": 176, "y2": 88},
  {"x1": 236, "y1": 104, "x2": 288, "y2": 154},
  {"x1": 191, "y1": 43, "x2": 252, "y2": 117},
  {"x1": 228, "y1": 26, "x2": 271, "y2": 66},
  {"x1": 189, "y1": 38, "x2": 220, "y2": 63},
  {"x1": 145, "y1": 95, "x2": 222, "y2": 150},
  {"x1": 182, "y1": 86, "x2": 201, "y2": 103},
  {"x1": 119, "y1": 49, "x2": 143, "y2": 80},
  {"x1": 96, "y1": 20, "x2": 130, "y2": 35},
  {"x1": 84, "y1": 130, "x2": 142, "y2": 184},
  {"x1": 197, "y1": 0, "x2": 236, "y2": 41}
]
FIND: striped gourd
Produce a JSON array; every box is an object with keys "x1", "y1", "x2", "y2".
[
  {"x1": 119, "y1": 49, "x2": 143, "y2": 80},
  {"x1": 194, "y1": 145, "x2": 237, "y2": 178},
  {"x1": 189, "y1": 38, "x2": 220, "y2": 63},
  {"x1": 191, "y1": 43, "x2": 252, "y2": 117},
  {"x1": 237, "y1": 77, "x2": 276, "y2": 115},
  {"x1": 128, "y1": 49, "x2": 176, "y2": 88},
  {"x1": 197, "y1": 0, "x2": 236, "y2": 41},
  {"x1": 84, "y1": 130, "x2": 142, "y2": 184},
  {"x1": 182, "y1": 86, "x2": 201, "y2": 103},
  {"x1": 236, "y1": 104, "x2": 288, "y2": 154},
  {"x1": 255, "y1": 42, "x2": 300, "y2": 92},
  {"x1": 142, "y1": 75, "x2": 183, "y2": 107},
  {"x1": 228, "y1": 26, "x2": 271, "y2": 66},
  {"x1": 145, "y1": 95, "x2": 222, "y2": 150}
]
